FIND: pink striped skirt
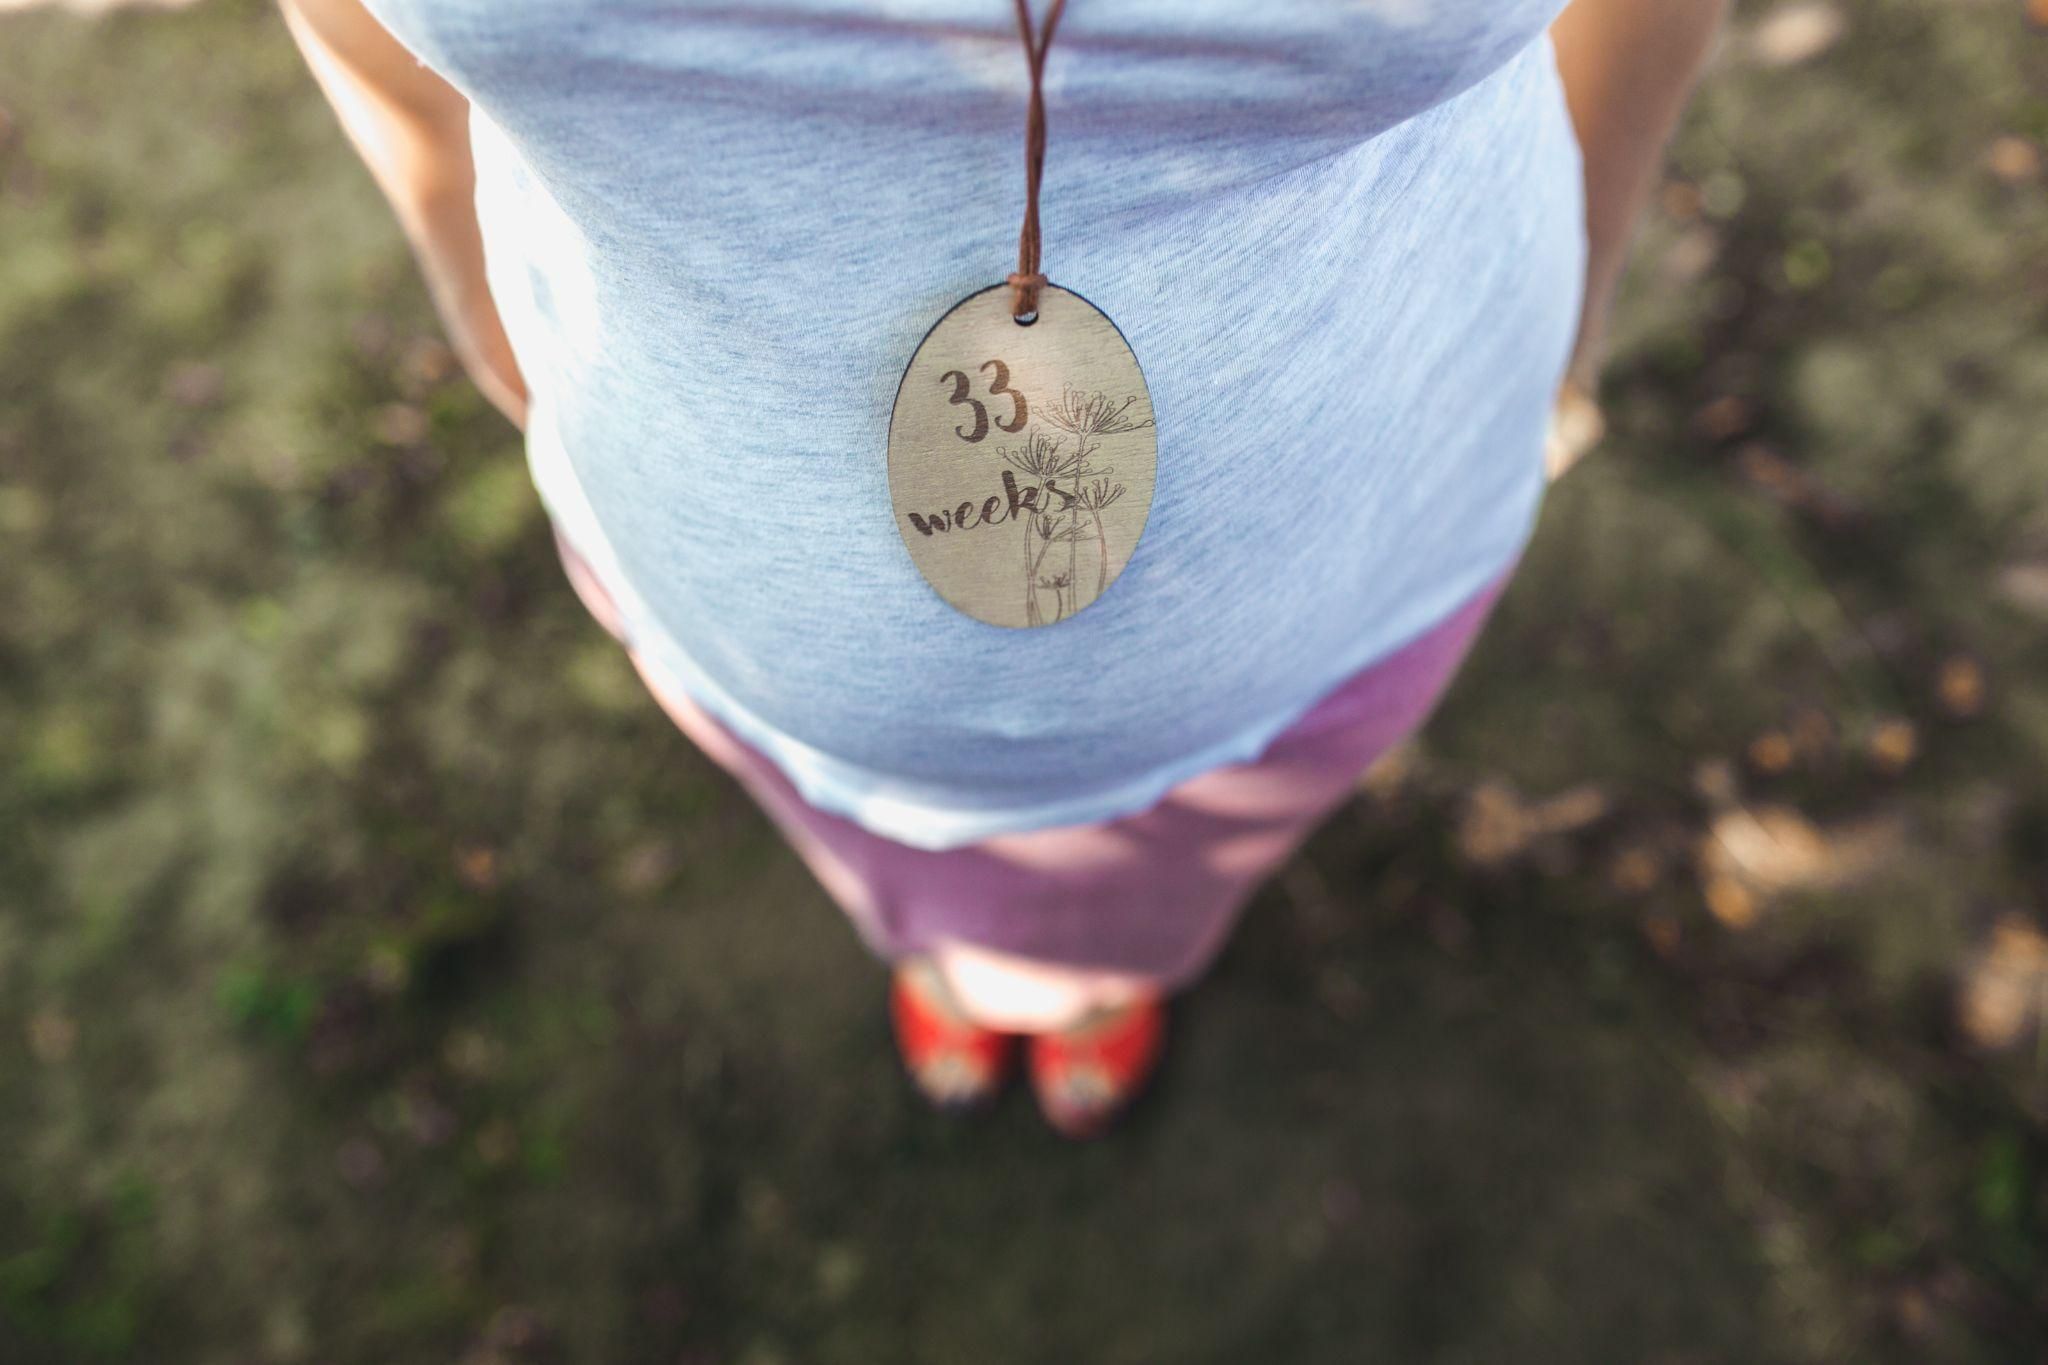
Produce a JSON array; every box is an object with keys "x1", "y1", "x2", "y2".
[{"x1": 554, "y1": 525, "x2": 1515, "y2": 1003}]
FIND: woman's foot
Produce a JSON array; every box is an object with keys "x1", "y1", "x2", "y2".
[
  {"x1": 888, "y1": 956, "x2": 1016, "y2": 1112},
  {"x1": 1026, "y1": 994, "x2": 1168, "y2": 1140}
]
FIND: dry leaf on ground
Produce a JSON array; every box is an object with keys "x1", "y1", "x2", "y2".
[
  {"x1": 1959, "y1": 915, "x2": 2048, "y2": 1050},
  {"x1": 1752, "y1": 2, "x2": 1847, "y2": 67}
]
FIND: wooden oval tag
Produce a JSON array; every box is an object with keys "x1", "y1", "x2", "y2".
[{"x1": 887, "y1": 284, "x2": 1157, "y2": 629}]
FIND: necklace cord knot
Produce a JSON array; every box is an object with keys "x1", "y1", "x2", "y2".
[{"x1": 1009, "y1": 0, "x2": 1067, "y2": 321}]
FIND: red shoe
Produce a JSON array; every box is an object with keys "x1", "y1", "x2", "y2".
[
  {"x1": 1026, "y1": 995, "x2": 1168, "y2": 1140},
  {"x1": 888, "y1": 957, "x2": 1017, "y2": 1112}
]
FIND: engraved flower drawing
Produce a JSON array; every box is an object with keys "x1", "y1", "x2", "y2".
[{"x1": 997, "y1": 382, "x2": 1153, "y2": 624}]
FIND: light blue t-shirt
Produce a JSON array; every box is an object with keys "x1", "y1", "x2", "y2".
[{"x1": 366, "y1": 0, "x2": 1586, "y2": 849}]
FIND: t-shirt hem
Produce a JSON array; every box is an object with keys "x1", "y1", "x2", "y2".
[{"x1": 530, "y1": 392, "x2": 1529, "y2": 850}]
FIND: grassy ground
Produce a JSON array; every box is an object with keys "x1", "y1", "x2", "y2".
[{"x1": 4, "y1": 0, "x2": 2048, "y2": 1360}]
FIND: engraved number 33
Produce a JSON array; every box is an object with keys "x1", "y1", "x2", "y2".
[{"x1": 939, "y1": 358, "x2": 1028, "y2": 443}]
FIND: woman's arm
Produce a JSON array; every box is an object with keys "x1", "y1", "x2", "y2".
[
  {"x1": 280, "y1": 0, "x2": 1723, "y2": 445},
  {"x1": 279, "y1": 0, "x2": 528, "y2": 428},
  {"x1": 1550, "y1": 0, "x2": 1731, "y2": 388}
]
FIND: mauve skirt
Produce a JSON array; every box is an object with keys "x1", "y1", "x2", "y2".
[{"x1": 553, "y1": 523, "x2": 1516, "y2": 990}]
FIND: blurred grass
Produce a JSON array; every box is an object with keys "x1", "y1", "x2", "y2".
[{"x1": 4, "y1": 0, "x2": 2048, "y2": 1361}]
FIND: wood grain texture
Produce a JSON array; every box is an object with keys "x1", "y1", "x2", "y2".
[{"x1": 887, "y1": 284, "x2": 1156, "y2": 629}]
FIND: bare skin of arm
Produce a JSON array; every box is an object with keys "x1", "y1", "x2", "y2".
[
  {"x1": 280, "y1": 0, "x2": 1726, "y2": 450},
  {"x1": 1551, "y1": 0, "x2": 1731, "y2": 386},
  {"x1": 279, "y1": 0, "x2": 527, "y2": 428}
]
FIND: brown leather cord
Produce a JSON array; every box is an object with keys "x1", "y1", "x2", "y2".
[{"x1": 1006, "y1": 0, "x2": 1068, "y2": 321}]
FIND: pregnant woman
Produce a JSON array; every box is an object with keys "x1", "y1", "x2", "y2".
[{"x1": 282, "y1": 0, "x2": 1725, "y2": 1137}]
